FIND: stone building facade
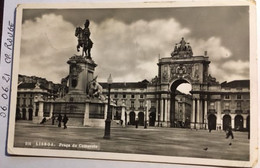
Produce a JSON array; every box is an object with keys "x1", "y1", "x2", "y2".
[
  {"x1": 16, "y1": 75, "x2": 61, "y2": 121},
  {"x1": 100, "y1": 38, "x2": 250, "y2": 131},
  {"x1": 101, "y1": 81, "x2": 193, "y2": 127}
]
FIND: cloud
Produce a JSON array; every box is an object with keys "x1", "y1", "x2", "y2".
[
  {"x1": 90, "y1": 18, "x2": 190, "y2": 82},
  {"x1": 222, "y1": 60, "x2": 249, "y2": 72},
  {"x1": 20, "y1": 13, "x2": 248, "y2": 85},
  {"x1": 189, "y1": 37, "x2": 248, "y2": 82},
  {"x1": 20, "y1": 14, "x2": 77, "y2": 83},
  {"x1": 190, "y1": 37, "x2": 232, "y2": 60},
  {"x1": 208, "y1": 60, "x2": 249, "y2": 82}
]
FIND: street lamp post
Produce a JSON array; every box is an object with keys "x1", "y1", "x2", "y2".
[
  {"x1": 144, "y1": 103, "x2": 147, "y2": 129},
  {"x1": 104, "y1": 74, "x2": 113, "y2": 139}
]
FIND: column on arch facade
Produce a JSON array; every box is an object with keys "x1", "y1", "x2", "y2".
[
  {"x1": 231, "y1": 114, "x2": 235, "y2": 129},
  {"x1": 160, "y1": 99, "x2": 164, "y2": 122},
  {"x1": 204, "y1": 99, "x2": 208, "y2": 129},
  {"x1": 126, "y1": 111, "x2": 130, "y2": 125},
  {"x1": 146, "y1": 100, "x2": 151, "y2": 124},
  {"x1": 25, "y1": 107, "x2": 29, "y2": 120},
  {"x1": 196, "y1": 98, "x2": 200, "y2": 128},
  {"x1": 121, "y1": 105, "x2": 126, "y2": 127},
  {"x1": 182, "y1": 100, "x2": 185, "y2": 122},
  {"x1": 49, "y1": 102, "x2": 54, "y2": 118},
  {"x1": 216, "y1": 100, "x2": 222, "y2": 128},
  {"x1": 164, "y1": 98, "x2": 168, "y2": 122},
  {"x1": 243, "y1": 115, "x2": 247, "y2": 129},
  {"x1": 155, "y1": 99, "x2": 159, "y2": 125},
  {"x1": 167, "y1": 99, "x2": 171, "y2": 127},
  {"x1": 191, "y1": 98, "x2": 196, "y2": 128}
]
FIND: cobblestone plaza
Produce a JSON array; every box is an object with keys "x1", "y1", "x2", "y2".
[{"x1": 14, "y1": 121, "x2": 249, "y2": 161}]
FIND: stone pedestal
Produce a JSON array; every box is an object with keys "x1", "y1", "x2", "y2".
[
  {"x1": 67, "y1": 55, "x2": 97, "y2": 95},
  {"x1": 83, "y1": 100, "x2": 107, "y2": 127}
]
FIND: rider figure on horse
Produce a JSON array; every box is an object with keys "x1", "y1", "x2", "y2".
[{"x1": 76, "y1": 19, "x2": 93, "y2": 58}]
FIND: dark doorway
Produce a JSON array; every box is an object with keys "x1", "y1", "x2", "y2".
[
  {"x1": 149, "y1": 112, "x2": 156, "y2": 126},
  {"x1": 129, "y1": 112, "x2": 135, "y2": 125},
  {"x1": 28, "y1": 108, "x2": 33, "y2": 120},
  {"x1": 138, "y1": 112, "x2": 144, "y2": 126},
  {"x1": 208, "y1": 114, "x2": 216, "y2": 130},
  {"x1": 22, "y1": 108, "x2": 26, "y2": 120},
  {"x1": 235, "y1": 115, "x2": 243, "y2": 131},
  {"x1": 223, "y1": 115, "x2": 231, "y2": 131},
  {"x1": 125, "y1": 112, "x2": 127, "y2": 125},
  {"x1": 246, "y1": 116, "x2": 250, "y2": 131},
  {"x1": 16, "y1": 108, "x2": 21, "y2": 120}
]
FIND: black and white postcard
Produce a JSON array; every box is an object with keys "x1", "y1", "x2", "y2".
[{"x1": 7, "y1": 1, "x2": 258, "y2": 167}]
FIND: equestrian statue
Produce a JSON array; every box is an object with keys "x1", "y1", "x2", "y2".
[{"x1": 75, "y1": 19, "x2": 93, "y2": 58}]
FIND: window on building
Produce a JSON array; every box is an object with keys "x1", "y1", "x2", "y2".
[
  {"x1": 131, "y1": 101, "x2": 135, "y2": 107},
  {"x1": 30, "y1": 93, "x2": 33, "y2": 97},
  {"x1": 224, "y1": 95, "x2": 230, "y2": 99},
  {"x1": 43, "y1": 103, "x2": 51, "y2": 117},
  {"x1": 115, "y1": 100, "x2": 118, "y2": 105},
  {"x1": 225, "y1": 102, "x2": 230, "y2": 109},
  {"x1": 131, "y1": 94, "x2": 135, "y2": 99},
  {"x1": 151, "y1": 101, "x2": 156, "y2": 108},
  {"x1": 140, "y1": 101, "x2": 144, "y2": 107},
  {"x1": 210, "y1": 102, "x2": 215, "y2": 109},
  {"x1": 237, "y1": 102, "x2": 241, "y2": 109},
  {"x1": 123, "y1": 94, "x2": 126, "y2": 99},
  {"x1": 140, "y1": 94, "x2": 144, "y2": 99},
  {"x1": 114, "y1": 94, "x2": 118, "y2": 98},
  {"x1": 23, "y1": 98, "x2": 26, "y2": 105},
  {"x1": 29, "y1": 99, "x2": 33, "y2": 105},
  {"x1": 237, "y1": 95, "x2": 242, "y2": 99},
  {"x1": 35, "y1": 102, "x2": 39, "y2": 117}
]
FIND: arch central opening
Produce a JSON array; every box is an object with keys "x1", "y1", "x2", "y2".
[{"x1": 170, "y1": 79, "x2": 192, "y2": 128}]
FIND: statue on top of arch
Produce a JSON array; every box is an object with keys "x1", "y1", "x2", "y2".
[
  {"x1": 171, "y1": 37, "x2": 193, "y2": 58},
  {"x1": 207, "y1": 74, "x2": 219, "y2": 85}
]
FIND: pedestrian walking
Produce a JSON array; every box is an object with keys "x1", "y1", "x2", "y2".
[
  {"x1": 40, "y1": 117, "x2": 46, "y2": 124},
  {"x1": 226, "y1": 125, "x2": 234, "y2": 139},
  {"x1": 209, "y1": 125, "x2": 212, "y2": 133},
  {"x1": 51, "y1": 115, "x2": 55, "y2": 125},
  {"x1": 135, "y1": 118, "x2": 139, "y2": 128},
  {"x1": 63, "y1": 114, "x2": 68, "y2": 129},
  {"x1": 57, "y1": 114, "x2": 62, "y2": 127}
]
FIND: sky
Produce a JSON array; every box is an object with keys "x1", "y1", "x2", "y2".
[{"x1": 19, "y1": 6, "x2": 249, "y2": 93}]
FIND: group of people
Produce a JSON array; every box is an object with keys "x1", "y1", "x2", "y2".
[{"x1": 52, "y1": 114, "x2": 69, "y2": 129}]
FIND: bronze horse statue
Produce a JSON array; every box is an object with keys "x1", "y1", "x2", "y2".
[{"x1": 75, "y1": 27, "x2": 93, "y2": 58}]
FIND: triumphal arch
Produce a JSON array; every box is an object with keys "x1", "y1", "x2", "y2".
[{"x1": 147, "y1": 38, "x2": 220, "y2": 129}]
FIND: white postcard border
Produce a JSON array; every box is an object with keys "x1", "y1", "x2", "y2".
[{"x1": 7, "y1": 1, "x2": 258, "y2": 167}]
